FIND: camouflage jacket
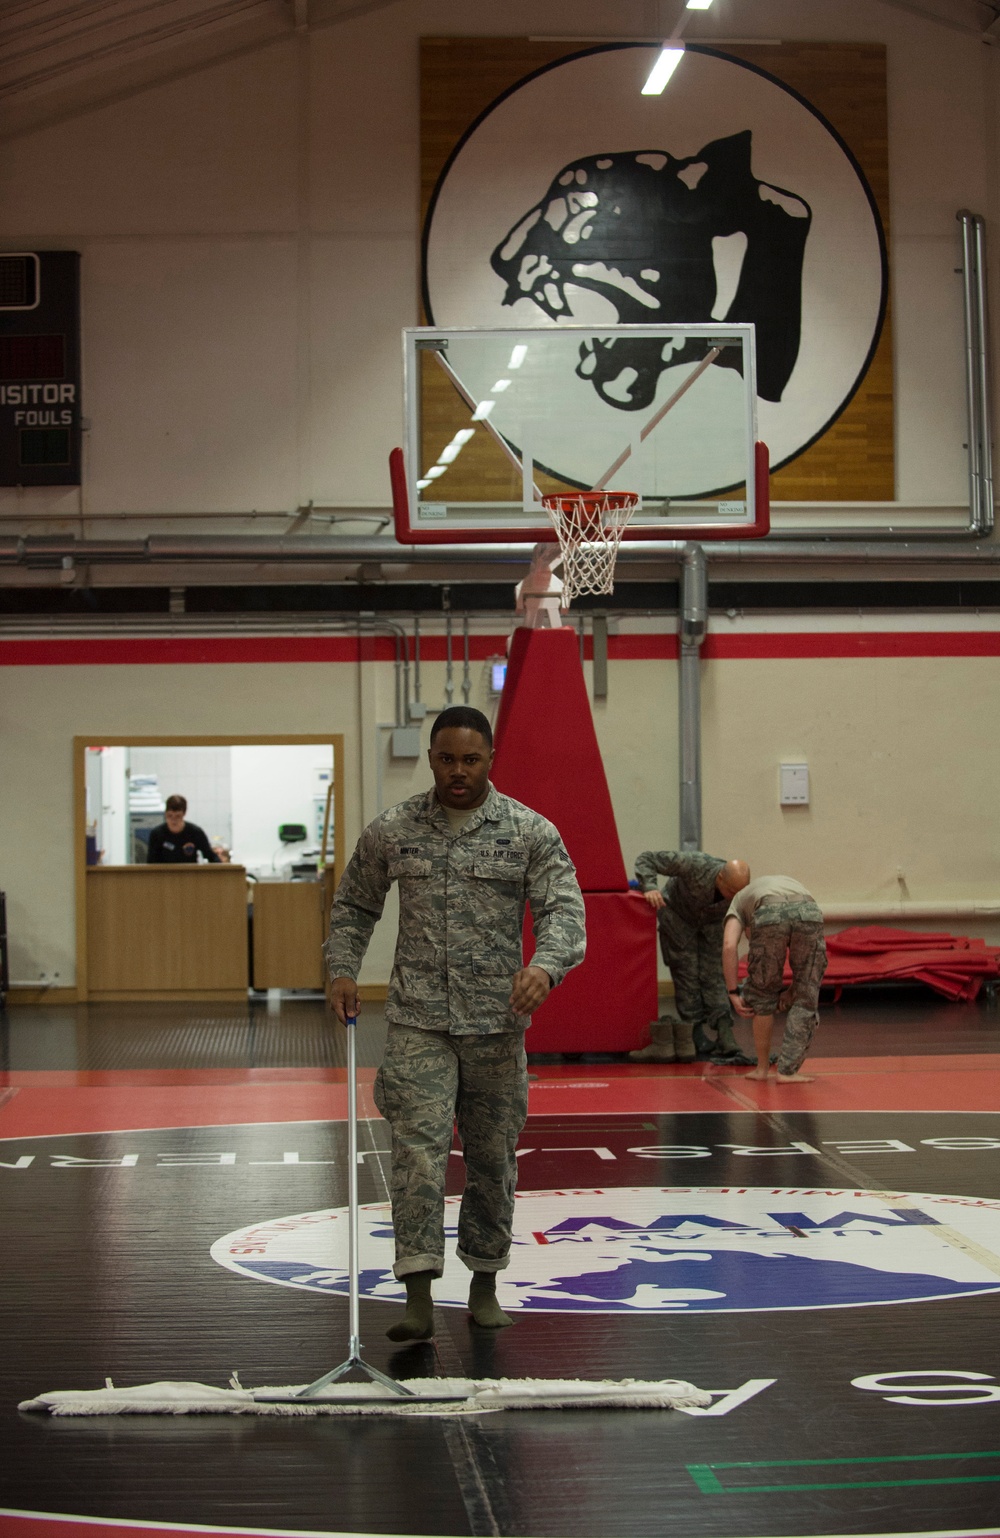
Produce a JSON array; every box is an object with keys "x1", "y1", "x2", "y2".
[
  {"x1": 325, "y1": 784, "x2": 586, "y2": 1035},
  {"x1": 634, "y1": 849, "x2": 728, "y2": 928}
]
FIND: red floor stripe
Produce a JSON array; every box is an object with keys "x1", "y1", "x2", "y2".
[
  {"x1": 0, "y1": 1515, "x2": 372, "y2": 1538},
  {"x1": 2, "y1": 1510, "x2": 998, "y2": 1538},
  {"x1": 0, "y1": 1058, "x2": 997, "y2": 1139}
]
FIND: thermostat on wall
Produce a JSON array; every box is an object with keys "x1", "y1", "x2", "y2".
[{"x1": 780, "y1": 762, "x2": 810, "y2": 806}]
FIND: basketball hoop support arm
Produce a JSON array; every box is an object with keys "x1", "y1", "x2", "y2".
[{"x1": 678, "y1": 543, "x2": 707, "y2": 851}]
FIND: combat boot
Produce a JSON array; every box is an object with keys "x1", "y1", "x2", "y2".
[
  {"x1": 672, "y1": 1018, "x2": 697, "y2": 1062},
  {"x1": 692, "y1": 1024, "x2": 717, "y2": 1058},
  {"x1": 710, "y1": 1017, "x2": 742, "y2": 1061},
  {"x1": 628, "y1": 1018, "x2": 676, "y2": 1062}
]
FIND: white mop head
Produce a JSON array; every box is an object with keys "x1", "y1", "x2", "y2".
[{"x1": 20, "y1": 1376, "x2": 711, "y2": 1417}]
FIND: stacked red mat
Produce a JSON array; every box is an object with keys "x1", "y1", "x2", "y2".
[{"x1": 741, "y1": 925, "x2": 1000, "y2": 1003}]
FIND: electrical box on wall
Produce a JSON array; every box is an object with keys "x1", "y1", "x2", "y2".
[
  {"x1": 391, "y1": 727, "x2": 422, "y2": 759},
  {"x1": 0, "y1": 251, "x2": 82, "y2": 487},
  {"x1": 780, "y1": 762, "x2": 810, "y2": 806}
]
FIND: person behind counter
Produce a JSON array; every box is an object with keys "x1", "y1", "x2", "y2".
[{"x1": 146, "y1": 794, "x2": 227, "y2": 864}]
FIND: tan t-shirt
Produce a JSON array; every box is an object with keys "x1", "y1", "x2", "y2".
[
  {"x1": 443, "y1": 805, "x2": 478, "y2": 838},
  {"x1": 726, "y1": 875, "x2": 814, "y2": 928}
]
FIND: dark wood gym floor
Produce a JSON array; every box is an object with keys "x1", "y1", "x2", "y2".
[{"x1": 1, "y1": 988, "x2": 999, "y2": 1538}]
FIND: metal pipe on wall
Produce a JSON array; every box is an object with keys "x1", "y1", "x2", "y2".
[
  {"x1": 958, "y1": 210, "x2": 995, "y2": 537},
  {"x1": 4, "y1": 535, "x2": 1000, "y2": 571},
  {"x1": 359, "y1": 609, "x2": 408, "y2": 727},
  {"x1": 822, "y1": 901, "x2": 1000, "y2": 921},
  {"x1": 445, "y1": 614, "x2": 454, "y2": 704},
  {"x1": 678, "y1": 544, "x2": 707, "y2": 852}
]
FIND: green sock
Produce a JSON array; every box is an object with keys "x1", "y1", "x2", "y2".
[
  {"x1": 387, "y1": 1270, "x2": 435, "y2": 1341},
  {"x1": 468, "y1": 1271, "x2": 514, "y2": 1329}
]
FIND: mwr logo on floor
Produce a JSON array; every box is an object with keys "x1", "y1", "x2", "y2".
[{"x1": 213, "y1": 1188, "x2": 1000, "y2": 1314}]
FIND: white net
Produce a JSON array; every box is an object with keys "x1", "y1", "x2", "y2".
[{"x1": 541, "y1": 490, "x2": 639, "y2": 601}]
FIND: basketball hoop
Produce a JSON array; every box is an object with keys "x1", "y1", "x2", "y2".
[{"x1": 541, "y1": 490, "x2": 639, "y2": 601}]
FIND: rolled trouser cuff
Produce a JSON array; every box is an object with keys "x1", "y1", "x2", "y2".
[
  {"x1": 457, "y1": 1248, "x2": 510, "y2": 1273},
  {"x1": 394, "y1": 1253, "x2": 445, "y2": 1280},
  {"x1": 741, "y1": 979, "x2": 782, "y2": 1014},
  {"x1": 776, "y1": 1003, "x2": 818, "y2": 1075}
]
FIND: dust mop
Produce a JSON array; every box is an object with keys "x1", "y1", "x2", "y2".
[{"x1": 20, "y1": 1016, "x2": 710, "y2": 1418}]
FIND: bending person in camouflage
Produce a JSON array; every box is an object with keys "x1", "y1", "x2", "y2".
[
  {"x1": 325, "y1": 705, "x2": 586, "y2": 1342},
  {"x1": 632, "y1": 850, "x2": 751, "y2": 1062},
  {"x1": 722, "y1": 875, "x2": 827, "y2": 1084}
]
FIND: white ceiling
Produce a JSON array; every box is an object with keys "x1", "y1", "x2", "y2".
[
  {"x1": 0, "y1": 0, "x2": 401, "y2": 139},
  {"x1": 0, "y1": 0, "x2": 995, "y2": 142}
]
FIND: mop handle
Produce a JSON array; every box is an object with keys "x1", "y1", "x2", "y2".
[{"x1": 345, "y1": 1011, "x2": 361, "y2": 1355}]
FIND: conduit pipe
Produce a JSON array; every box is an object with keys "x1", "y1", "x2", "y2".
[
  {"x1": 957, "y1": 210, "x2": 995, "y2": 537},
  {"x1": 5, "y1": 535, "x2": 1000, "y2": 569},
  {"x1": 678, "y1": 544, "x2": 707, "y2": 851},
  {"x1": 445, "y1": 613, "x2": 454, "y2": 704},
  {"x1": 821, "y1": 901, "x2": 1000, "y2": 922},
  {"x1": 357, "y1": 611, "x2": 409, "y2": 728}
]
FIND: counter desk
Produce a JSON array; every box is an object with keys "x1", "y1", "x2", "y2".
[
  {"x1": 86, "y1": 864, "x2": 249, "y2": 1001},
  {"x1": 84, "y1": 865, "x2": 334, "y2": 1000}
]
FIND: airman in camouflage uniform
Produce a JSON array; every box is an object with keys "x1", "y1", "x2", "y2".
[
  {"x1": 326, "y1": 706, "x2": 586, "y2": 1340},
  {"x1": 633, "y1": 850, "x2": 751, "y2": 1061},
  {"x1": 723, "y1": 875, "x2": 827, "y2": 1083}
]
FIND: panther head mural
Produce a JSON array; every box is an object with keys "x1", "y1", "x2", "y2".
[{"x1": 490, "y1": 129, "x2": 811, "y2": 410}]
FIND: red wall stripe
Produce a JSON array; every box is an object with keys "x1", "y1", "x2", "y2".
[
  {"x1": 703, "y1": 632, "x2": 1000, "y2": 659},
  {"x1": 0, "y1": 632, "x2": 998, "y2": 666}
]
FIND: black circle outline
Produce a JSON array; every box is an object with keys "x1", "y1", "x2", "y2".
[{"x1": 420, "y1": 41, "x2": 889, "y2": 487}]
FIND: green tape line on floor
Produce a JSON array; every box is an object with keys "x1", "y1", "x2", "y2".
[{"x1": 687, "y1": 1449, "x2": 1000, "y2": 1495}]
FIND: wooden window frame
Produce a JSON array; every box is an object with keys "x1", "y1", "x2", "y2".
[{"x1": 73, "y1": 733, "x2": 344, "y2": 1002}]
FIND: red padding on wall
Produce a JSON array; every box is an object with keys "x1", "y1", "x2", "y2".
[
  {"x1": 491, "y1": 626, "x2": 627, "y2": 891},
  {"x1": 523, "y1": 890, "x2": 657, "y2": 1053}
]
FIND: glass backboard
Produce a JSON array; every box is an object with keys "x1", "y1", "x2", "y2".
[{"x1": 391, "y1": 324, "x2": 769, "y2": 543}]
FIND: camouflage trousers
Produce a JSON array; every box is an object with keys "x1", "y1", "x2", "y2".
[
  {"x1": 659, "y1": 908, "x2": 731, "y2": 1047},
  {"x1": 741, "y1": 901, "x2": 827, "y2": 1074},
  {"x1": 373, "y1": 1024, "x2": 529, "y2": 1279}
]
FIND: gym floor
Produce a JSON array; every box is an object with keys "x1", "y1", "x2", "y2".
[{"x1": 1, "y1": 989, "x2": 999, "y2": 1538}]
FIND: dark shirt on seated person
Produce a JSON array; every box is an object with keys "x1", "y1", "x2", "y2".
[{"x1": 146, "y1": 821, "x2": 219, "y2": 864}]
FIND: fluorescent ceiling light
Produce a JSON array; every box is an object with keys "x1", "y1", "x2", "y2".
[
  {"x1": 507, "y1": 345, "x2": 527, "y2": 369},
  {"x1": 491, "y1": 378, "x2": 512, "y2": 392},
  {"x1": 686, "y1": 0, "x2": 714, "y2": 10},
  {"x1": 641, "y1": 45, "x2": 684, "y2": 95},
  {"x1": 471, "y1": 400, "x2": 496, "y2": 421},
  {"x1": 425, "y1": 465, "x2": 446, "y2": 479}
]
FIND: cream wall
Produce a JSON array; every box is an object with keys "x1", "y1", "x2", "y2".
[
  {"x1": 0, "y1": 0, "x2": 996, "y2": 519},
  {"x1": 3, "y1": 622, "x2": 999, "y2": 988},
  {"x1": 0, "y1": 661, "x2": 362, "y2": 986},
  {"x1": 703, "y1": 655, "x2": 1000, "y2": 907},
  {"x1": 0, "y1": 633, "x2": 682, "y2": 987}
]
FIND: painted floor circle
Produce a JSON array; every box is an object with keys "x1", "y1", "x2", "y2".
[{"x1": 211, "y1": 1185, "x2": 1000, "y2": 1314}]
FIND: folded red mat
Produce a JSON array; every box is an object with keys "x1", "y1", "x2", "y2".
[
  {"x1": 739, "y1": 924, "x2": 1000, "y2": 1003},
  {"x1": 827, "y1": 925, "x2": 991, "y2": 955}
]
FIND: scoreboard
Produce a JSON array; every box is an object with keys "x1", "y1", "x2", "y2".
[{"x1": 0, "y1": 250, "x2": 81, "y2": 487}]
